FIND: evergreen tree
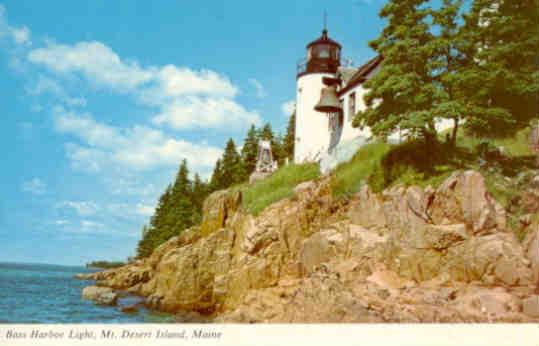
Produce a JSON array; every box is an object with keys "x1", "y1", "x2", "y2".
[
  {"x1": 457, "y1": 0, "x2": 539, "y2": 137},
  {"x1": 209, "y1": 158, "x2": 224, "y2": 191},
  {"x1": 191, "y1": 173, "x2": 208, "y2": 224},
  {"x1": 353, "y1": 0, "x2": 438, "y2": 145},
  {"x1": 431, "y1": 0, "x2": 466, "y2": 146},
  {"x1": 273, "y1": 133, "x2": 287, "y2": 166},
  {"x1": 241, "y1": 124, "x2": 259, "y2": 178},
  {"x1": 168, "y1": 159, "x2": 193, "y2": 233},
  {"x1": 283, "y1": 111, "x2": 296, "y2": 162},
  {"x1": 220, "y1": 138, "x2": 243, "y2": 187},
  {"x1": 136, "y1": 160, "x2": 200, "y2": 258},
  {"x1": 261, "y1": 123, "x2": 274, "y2": 141},
  {"x1": 136, "y1": 224, "x2": 152, "y2": 258},
  {"x1": 136, "y1": 185, "x2": 172, "y2": 258},
  {"x1": 148, "y1": 184, "x2": 173, "y2": 236}
]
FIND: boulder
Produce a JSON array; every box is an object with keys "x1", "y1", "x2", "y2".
[
  {"x1": 293, "y1": 180, "x2": 317, "y2": 196},
  {"x1": 120, "y1": 304, "x2": 140, "y2": 314},
  {"x1": 429, "y1": 170, "x2": 506, "y2": 233},
  {"x1": 443, "y1": 233, "x2": 532, "y2": 285},
  {"x1": 423, "y1": 224, "x2": 468, "y2": 250},
  {"x1": 200, "y1": 189, "x2": 242, "y2": 236},
  {"x1": 298, "y1": 232, "x2": 332, "y2": 275},
  {"x1": 82, "y1": 286, "x2": 118, "y2": 306},
  {"x1": 74, "y1": 273, "x2": 94, "y2": 280},
  {"x1": 347, "y1": 185, "x2": 386, "y2": 229},
  {"x1": 241, "y1": 217, "x2": 279, "y2": 255}
]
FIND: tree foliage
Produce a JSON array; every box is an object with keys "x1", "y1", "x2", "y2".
[
  {"x1": 354, "y1": 0, "x2": 539, "y2": 142},
  {"x1": 136, "y1": 160, "x2": 210, "y2": 258},
  {"x1": 353, "y1": 0, "x2": 438, "y2": 143},
  {"x1": 136, "y1": 121, "x2": 292, "y2": 258},
  {"x1": 457, "y1": 0, "x2": 539, "y2": 137},
  {"x1": 221, "y1": 138, "x2": 244, "y2": 186},
  {"x1": 241, "y1": 125, "x2": 259, "y2": 179},
  {"x1": 283, "y1": 111, "x2": 296, "y2": 162}
]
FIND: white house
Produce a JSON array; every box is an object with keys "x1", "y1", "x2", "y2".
[{"x1": 294, "y1": 28, "x2": 382, "y2": 169}]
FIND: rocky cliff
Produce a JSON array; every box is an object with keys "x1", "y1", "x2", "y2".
[{"x1": 78, "y1": 170, "x2": 539, "y2": 322}]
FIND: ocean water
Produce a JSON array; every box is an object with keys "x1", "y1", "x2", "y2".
[{"x1": 0, "y1": 262, "x2": 174, "y2": 323}]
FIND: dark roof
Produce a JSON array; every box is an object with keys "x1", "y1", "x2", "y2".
[
  {"x1": 306, "y1": 29, "x2": 342, "y2": 49},
  {"x1": 338, "y1": 55, "x2": 383, "y2": 96}
]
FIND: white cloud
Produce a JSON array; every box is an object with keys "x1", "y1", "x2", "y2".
[
  {"x1": 281, "y1": 99, "x2": 295, "y2": 116},
  {"x1": 52, "y1": 106, "x2": 222, "y2": 172},
  {"x1": 248, "y1": 78, "x2": 266, "y2": 99},
  {"x1": 21, "y1": 178, "x2": 47, "y2": 195},
  {"x1": 27, "y1": 40, "x2": 260, "y2": 130},
  {"x1": 11, "y1": 26, "x2": 30, "y2": 45},
  {"x1": 106, "y1": 202, "x2": 154, "y2": 218},
  {"x1": 27, "y1": 76, "x2": 86, "y2": 106},
  {"x1": 64, "y1": 143, "x2": 107, "y2": 172},
  {"x1": 154, "y1": 65, "x2": 237, "y2": 99},
  {"x1": 106, "y1": 177, "x2": 159, "y2": 197},
  {"x1": 0, "y1": 5, "x2": 31, "y2": 47},
  {"x1": 57, "y1": 201, "x2": 100, "y2": 216},
  {"x1": 152, "y1": 96, "x2": 261, "y2": 130},
  {"x1": 27, "y1": 41, "x2": 237, "y2": 97},
  {"x1": 28, "y1": 41, "x2": 153, "y2": 91}
]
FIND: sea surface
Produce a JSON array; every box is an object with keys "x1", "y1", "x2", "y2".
[{"x1": 0, "y1": 262, "x2": 175, "y2": 323}]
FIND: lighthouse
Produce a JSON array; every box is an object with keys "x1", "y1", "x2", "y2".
[
  {"x1": 294, "y1": 28, "x2": 342, "y2": 163},
  {"x1": 293, "y1": 26, "x2": 383, "y2": 168}
]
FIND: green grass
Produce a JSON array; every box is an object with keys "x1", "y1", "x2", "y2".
[
  {"x1": 331, "y1": 127, "x2": 535, "y2": 200},
  {"x1": 330, "y1": 142, "x2": 391, "y2": 198},
  {"x1": 441, "y1": 127, "x2": 533, "y2": 157},
  {"x1": 236, "y1": 163, "x2": 320, "y2": 215},
  {"x1": 233, "y1": 127, "x2": 535, "y2": 222}
]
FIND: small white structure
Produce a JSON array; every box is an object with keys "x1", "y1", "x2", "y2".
[
  {"x1": 294, "y1": 27, "x2": 381, "y2": 167},
  {"x1": 255, "y1": 140, "x2": 278, "y2": 173},
  {"x1": 249, "y1": 140, "x2": 278, "y2": 183}
]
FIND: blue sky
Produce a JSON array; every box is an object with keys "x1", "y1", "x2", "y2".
[{"x1": 0, "y1": 0, "x2": 385, "y2": 265}]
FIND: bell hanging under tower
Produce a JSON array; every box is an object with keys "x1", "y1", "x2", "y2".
[{"x1": 294, "y1": 20, "x2": 342, "y2": 163}]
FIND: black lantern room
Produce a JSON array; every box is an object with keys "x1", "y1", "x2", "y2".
[{"x1": 297, "y1": 29, "x2": 341, "y2": 77}]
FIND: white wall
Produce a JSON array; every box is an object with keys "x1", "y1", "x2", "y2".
[
  {"x1": 339, "y1": 85, "x2": 372, "y2": 142},
  {"x1": 294, "y1": 73, "x2": 334, "y2": 163}
]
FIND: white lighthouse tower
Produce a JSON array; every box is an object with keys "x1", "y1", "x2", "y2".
[{"x1": 294, "y1": 28, "x2": 342, "y2": 163}]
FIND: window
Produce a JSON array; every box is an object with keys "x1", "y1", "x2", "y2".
[
  {"x1": 348, "y1": 92, "x2": 356, "y2": 122},
  {"x1": 333, "y1": 48, "x2": 341, "y2": 60},
  {"x1": 314, "y1": 44, "x2": 330, "y2": 58}
]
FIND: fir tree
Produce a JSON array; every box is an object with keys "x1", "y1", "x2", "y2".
[
  {"x1": 241, "y1": 124, "x2": 259, "y2": 178},
  {"x1": 273, "y1": 133, "x2": 287, "y2": 166},
  {"x1": 191, "y1": 173, "x2": 208, "y2": 224},
  {"x1": 136, "y1": 185, "x2": 172, "y2": 258},
  {"x1": 457, "y1": 0, "x2": 539, "y2": 137},
  {"x1": 353, "y1": 0, "x2": 438, "y2": 145},
  {"x1": 220, "y1": 138, "x2": 243, "y2": 187},
  {"x1": 210, "y1": 158, "x2": 224, "y2": 191},
  {"x1": 431, "y1": 0, "x2": 466, "y2": 146},
  {"x1": 136, "y1": 224, "x2": 152, "y2": 258},
  {"x1": 168, "y1": 159, "x2": 193, "y2": 233},
  {"x1": 261, "y1": 123, "x2": 274, "y2": 141},
  {"x1": 283, "y1": 111, "x2": 296, "y2": 162}
]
